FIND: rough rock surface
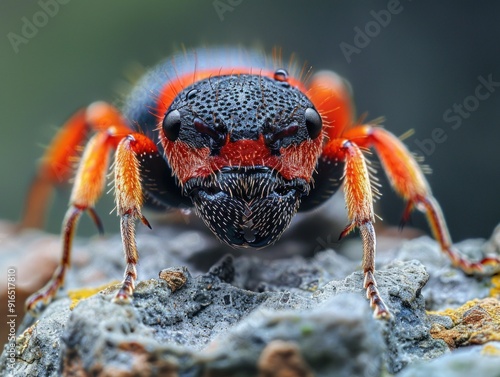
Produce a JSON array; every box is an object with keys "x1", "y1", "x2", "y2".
[
  {"x1": 398, "y1": 342, "x2": 500, "y2": 377},
  {"x1": 1, "y1": 220, "x2": 500, "y2": 376}
]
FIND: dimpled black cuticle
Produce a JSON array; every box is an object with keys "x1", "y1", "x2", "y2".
[{"x1": 167, "y1": 74, "x2": 315, "y2": 151}]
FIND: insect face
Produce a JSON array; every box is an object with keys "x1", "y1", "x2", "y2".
[{"x1": 161, "y1": 73, "x2": 323, "y2": 247}]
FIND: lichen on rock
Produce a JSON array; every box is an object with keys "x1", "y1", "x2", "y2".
[{"x1": 429, "y1": 297, "x2": 500, "y2": 349}]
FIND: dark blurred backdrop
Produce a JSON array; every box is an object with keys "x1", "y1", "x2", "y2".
[{"x1": 1, "y1": 0, "x2": 499, "y2": 241}]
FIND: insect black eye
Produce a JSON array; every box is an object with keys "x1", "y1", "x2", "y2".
[
  {"x1": 274, "y1": 68, "x2": 289, "y2": 82},
  {"x1": 163, "y1": 110, "x2": 181, "y2": 141},
  {"x1": 305, "y1": 108, "x2": 322, "y2": 139}
]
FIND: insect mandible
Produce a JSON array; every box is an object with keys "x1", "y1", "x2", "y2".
[{"x1": 22, "y1": 47, "x2": 500, "y2": 318}]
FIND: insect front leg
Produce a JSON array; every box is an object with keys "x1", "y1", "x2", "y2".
[
  {"x1": 325, "y1": 139, "x2": 391, "y2": 319},
  {"x1": 112, "y1": 133, "x2": 163, "y2": 303}
]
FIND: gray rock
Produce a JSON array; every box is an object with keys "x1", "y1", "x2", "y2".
[
  {"x1": 2, "y1": 255, "x2": 387, "y2": 377},
  {"x1": 1, "y1": 298, "x2": 72, "y2": 377},
  {"x1": 314, "y1": 259, "x2": 449, "y2": 373},
  {"x1": 378, "y1": 236, "x2": 495, "y2": 311},
  {"x1": 398, "y1": 342, "x2": 500, "y2": 377},
  {"x1": 199, "y1": 294, "x2": 385, "y2": 377},
  {"x1": 0, "y1": 244, "x2": 435, "y2": 377},
  {"x1": 2, "y1": 224, "x2": 499, "y2": 377}
]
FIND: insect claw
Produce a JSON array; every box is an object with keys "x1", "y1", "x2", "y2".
[
  {"x1": 87, "y1": 207, "x2": 105, "y2": 235},
  {"x1": 339, "y1": 222, "x2": 355, "y2": 240},
  {"x1": 398, "y1": 218, "x2": 407, "y2": 231},
  {"x1": 399, "y1": 201, "x2": 414, "y2": 231},
  {"x1": 373, "y1": 303, "x2": 391, "y2": 320},
  {"x1": 480, "y1": 256, "x2": 500, "y2": 273},
  {"x1": 112, "y1": 292, "x2": 132, "y2": 305},
  {"x1": 25, "y1": 294, "x2": 41, "y2": 314},
  {"x1": 140, "y1": 215, "x2": 152, "y2": 229},
  {"x1": 25, "y1": 277, "x2": 61, "y2": 315}
]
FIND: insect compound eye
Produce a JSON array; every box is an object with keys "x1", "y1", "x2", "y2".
[
  {"x1": 274, "y1": 68, "x2": 289, "y2": 82},
  {"x1": 304, "y1": 107, "x2": 322, "y2": 140},
  {"x1": 162, "y1": 109, "x2": 182, "y2": 141}
]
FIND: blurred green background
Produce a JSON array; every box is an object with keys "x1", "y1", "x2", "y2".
[{"x1": 1, "y1": 0, "x2": 499, "y2": 240}]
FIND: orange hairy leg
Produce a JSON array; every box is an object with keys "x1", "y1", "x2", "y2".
[
  {"x1": 24, "y1": 102, "x2": 144, "y2": 313},
  {"x1": 20, "y1": 102, "x2": 131, "y2": 229},
  {"x1": 21, "y1": 110, "x2": 88, "y2": 229},
  {"x1": 344, "y1": 125, "x2": 500, "y2": 275},
  {"x1": 307, "y1": 72, "x2": 388, "y2": 317},
  {"x1": 25, "y1": 130, "x2": 115, "y2": 312},
  {"x1": 324, "y1": 139, "x2": 390, "y2": 319},
  {"x1": 112, "y1": 133, "x2": 153, "y2": 303}
]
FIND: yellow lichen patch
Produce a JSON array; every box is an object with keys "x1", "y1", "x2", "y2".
[
  {"x1": 68, "y1": 281, "x2": 119, "y2": 310},
  {"x1": 429, "y1": 297, "x2": 500, "y2": 349},
  {"x1": 481, "y1": 343, "x2": 500, "y2": 357},
  {"x1": 428, "y1": 299, "x2": 480, "y2": 323},
  {"x1": 490, "y1": 274, "x2": 500, "y2": 297}
]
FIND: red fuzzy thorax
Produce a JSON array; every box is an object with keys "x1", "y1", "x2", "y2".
[{"x1": 164, "y1": 134, "x2": 323, "y2": 184}]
